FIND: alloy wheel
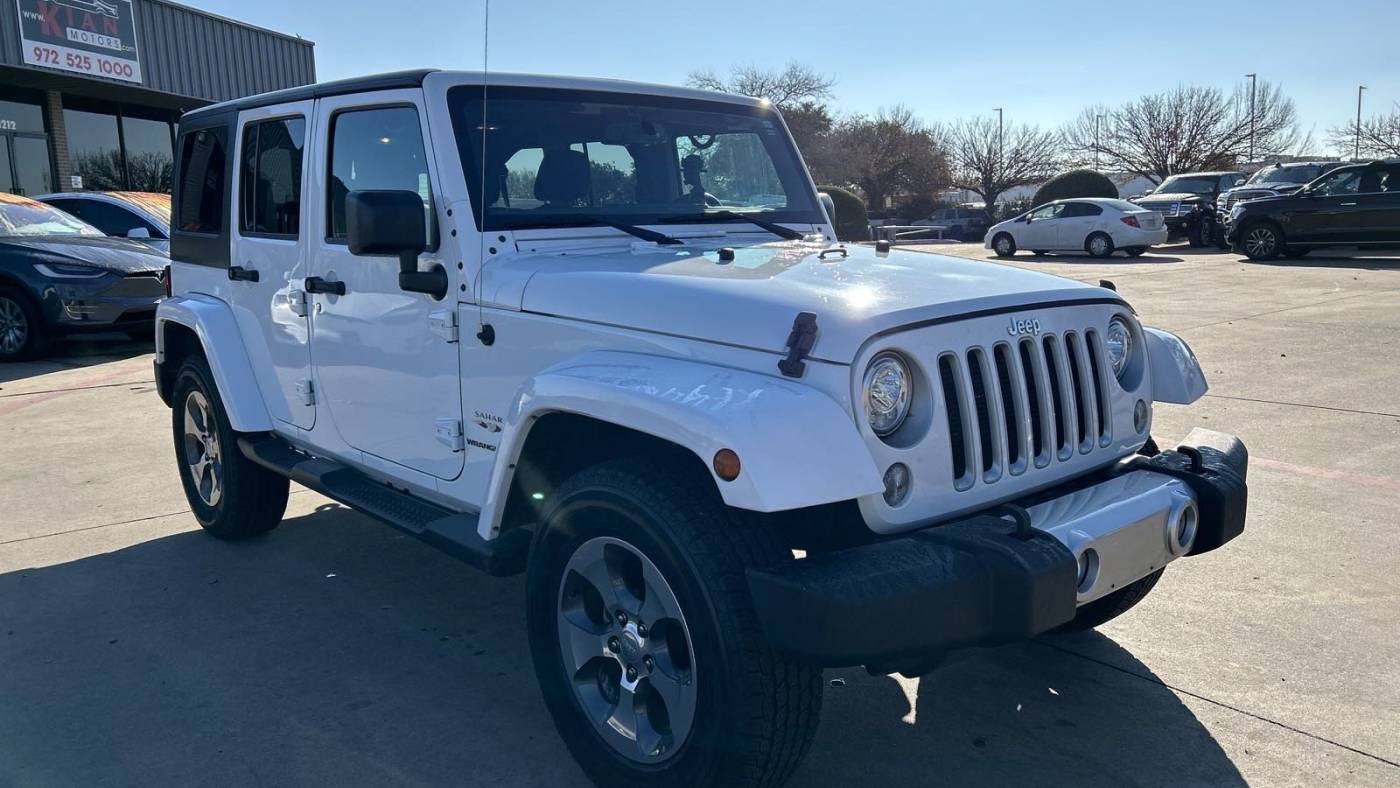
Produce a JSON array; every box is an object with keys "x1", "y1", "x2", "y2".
[
  {"x1": 1244, "y1": 227, "x2": 1277, "y2": 258},
  {"x1": 0, "y1": 296, "x2": 28, "y2": 355},
  {"x1": 995, "y1": 236, "x2": 1012, "y2": 255},
  {"x1": 1090, "y1": 236, "x2": 1110, "y2": 256},
  {"x1": 557, "y1": 535, "x2": 697, "y2": 764},
  {"x1": 182, "y1": 390, "x2": 223, "y2": 507}
]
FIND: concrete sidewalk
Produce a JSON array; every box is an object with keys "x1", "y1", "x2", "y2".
[{"x1": 2, "y1": 244, "x2": 1398, "y2": 786}]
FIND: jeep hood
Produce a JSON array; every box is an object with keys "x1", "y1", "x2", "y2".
[
  {"x1": 486, "y1": 240, "x2": 1117, "y2": 364},
  {"x1": 0, "y1": 235, "x2": 166, "y2": 273}
]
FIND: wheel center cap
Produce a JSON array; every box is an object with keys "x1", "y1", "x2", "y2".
[{"x1": 618, "y1": 630, "x2": 643, "y2": 663}]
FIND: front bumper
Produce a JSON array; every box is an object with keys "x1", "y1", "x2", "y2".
[
  {"x1": 747, "y1": 428, "x2": 1247, "y2": 672},
  {"x1": 39, "y1": 272, "x2": 162, "y2": 332}
]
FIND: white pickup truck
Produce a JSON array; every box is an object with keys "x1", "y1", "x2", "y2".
[{"x1": 153, "y1": 70, "x2": 1248, "y2": 788}]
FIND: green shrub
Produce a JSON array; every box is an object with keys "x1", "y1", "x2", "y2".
[
  {"x1": 1032, "y1": 169, "x2": 1118, "y2": 207},
  {"x1": 817, "y1": 185, "x2": 871, "y2": 242}
]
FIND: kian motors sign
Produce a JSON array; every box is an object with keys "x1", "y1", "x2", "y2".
[{"x1": 17, "y1": 0, "x2": 143, "y2": 84}]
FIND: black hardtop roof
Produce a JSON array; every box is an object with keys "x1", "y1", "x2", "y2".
[{"x1": 180, "y1": 69, "x2": 438, "y2": 123}]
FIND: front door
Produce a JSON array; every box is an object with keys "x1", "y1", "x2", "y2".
[
  {"x1": 307, "y1": 92, "x2": 464, "y2": 480},
  {"x1": 1292, "y1": 168, "x2": 1362, "y2": 244},
  {"x1": 1020, "y1": 202, "x2": 1066, "y2": 249},
  {"x1": 229, "y1": 102, "x2": 317, "y2": 430}
]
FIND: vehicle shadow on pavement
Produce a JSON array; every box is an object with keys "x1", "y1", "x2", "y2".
[
  {"x1": 0, "y1": 334, "x2": 152, "y2": 386},
  {"x1": 0, "y1": 504, "x2": 1243, "y2": 787}
]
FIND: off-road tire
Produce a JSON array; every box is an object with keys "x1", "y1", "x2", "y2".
[
  {"x1": 0, "y1": 286, "x2": 50, "y2": 361},
  {"x1": 1086, "y1": 232, "x2": 1115, "y2": 259},
  {"x1": 1060, "y1": 568, "x2": 1165, "y2": 631},
  {"x1": 991, "y1": 233, "x2": 1017, "y2": 258},
  {"x1": 526, "y1": 456, "x2": 823, "y2": 788},
  {"x1": 171, "y1": 354, "x2": 288, "y2": 539}
]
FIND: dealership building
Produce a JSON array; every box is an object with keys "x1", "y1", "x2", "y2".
[{"x1": 0, "y1": 0, "x2": 313, "y2": 196}]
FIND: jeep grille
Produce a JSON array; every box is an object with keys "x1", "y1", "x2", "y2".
[{"x1": 936, "y1": 330, "x2": 1113, "y2": 491}]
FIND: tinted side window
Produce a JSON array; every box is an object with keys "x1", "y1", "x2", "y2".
[
  {"x1": 175, "y1": 127, "x2": 228, "y2": 234},
  {"x1": 1062, "y1": 203, "x2": 1103, "y2": 218},
  {"x1": 239, "y1": 117, "x2": 306, "y2": 237},
  {"x1": 327, "y1": 106, "x2": 433, "y2": 244},
  {"x1": 56, "y1": 199, "x2": 155, "y2": 237}
]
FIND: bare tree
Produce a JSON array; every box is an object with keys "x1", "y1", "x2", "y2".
[
  {"x1": 686, "y1": 61, "x2": 835, "y2": 110},
  {"x1": 1062, "y1": 82, "x2": 1305, "y2": 183},
  {"x1": 944, "y1": 117, "x2": 1060, "y2": 217},
  {"x1": 829, "y1": 106, "x2": 949, "y2": 212},
  {"x1": 1328, "y1": 109, "x2": 1400, "y2": 158}
]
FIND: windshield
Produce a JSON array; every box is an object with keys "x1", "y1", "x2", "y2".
[
  {"x1": 116, "y1": 192, "x2": 173, "y2": 226},
  {"x1": 0, "y1": 194, "x2": 104, "y2": 237},
  {"x1": 449, "y1": 86, "x2": 824, "y2": 231},
  {"x1": 1247, "y1": 165, "x2": 1323, "y2": 186},
  {"x1": 1155, "y1": 176, "x2": 1219, "y2": 195}
]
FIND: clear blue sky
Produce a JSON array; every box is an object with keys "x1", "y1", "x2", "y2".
[{"x1": 198, "y1": 0, "x2": 1397, "y2": 155}]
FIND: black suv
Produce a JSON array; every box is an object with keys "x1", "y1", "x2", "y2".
[
  {"x1": 1133, "y1": 171, "x2": 1246, "y2": 247},
  {"x1": 1226, "y1": 159, "x2": 1400, "y2": 260}
]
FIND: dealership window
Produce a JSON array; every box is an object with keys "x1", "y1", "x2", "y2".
[
  {"x1": 63, "y1": 100, "x2": 174, "y2": 192},
  {"x1": 240, "y1": 117, "x2": 306, "y2": 236},
  {"x1": 64, "y1": 106, "x2": 124, "y2": 191},
  {"x1": 0, "y1": 98, "x2": 45, "y2": 134},
  {"x1": 175, "y1": 127, "x2": 228, "y2": 234}
]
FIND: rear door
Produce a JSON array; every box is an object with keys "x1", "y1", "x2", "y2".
[
  {"x1": 306, "y1": 91, "x2": 464, "y2": 480},
  {"x1": 1347, "y1": 165, "x2": 1400, "y2": 244},
  {"x1": 1057, "y1": 202, "x2": 1104, "y2": 249},
  {"x1": 228, "y1": 103, "x2": 316, "y2": 430}
]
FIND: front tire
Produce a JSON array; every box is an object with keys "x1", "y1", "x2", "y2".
[
  {"x1": 1086, "y1": 232, "x2": 1115, "y2": 258},
  {"x1": 0, "y1": 287, "x2": 50, "y2": 361},
  {"x1": 991, "y1": 233, "x2": 1017, "y2": 257},
  {"x1": 527, "y1": 457, "x2": 822, "y2": 788},
  {"x1": 171, "y1": 354, "x2": 289, "y2": 539},
  {"x1": 1240, "y1": 221, "x2": 1283, "y2": 260}
]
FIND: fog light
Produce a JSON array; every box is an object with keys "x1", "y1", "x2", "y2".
[
  {"x1": 1167, "y1": 496, "x2": 1199, "y2": 556},
  {"x1": 1076, "y1": 548, "x2": 1099, "y2": 593},
  {"x1": 882, "y1": 463, "x2": 911, "y2": 507},
  {"x1": 1134, "y1": 399, "x2": 1149, "y2": 433}
]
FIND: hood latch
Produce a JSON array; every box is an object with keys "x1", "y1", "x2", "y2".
[{"x1": 778, "y1": 312, "x2": 819, "y2": 378}]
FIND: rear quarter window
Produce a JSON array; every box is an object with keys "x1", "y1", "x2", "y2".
[{"x1": 171, "y1": 119, "x2": 234, "y2": 267}]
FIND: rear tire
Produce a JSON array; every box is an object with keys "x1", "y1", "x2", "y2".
[
  {"x1": 991, "y1": 233, "x2": 1017, "y2": 257},
  {"x1": 1086, "y1": 232, "x2": 1115, "y2": 258},
  {"x1": 0, "y1": 287, "x2": 50, "y2": 361},
  {"x1": 527, "y1": 457, "x2": 822, "y2": 788},
  {"x1": 1125, "y1": 247, "x2": 1148, "y2": 257},
  {"x1": 171, "y1": 354, "x2": 289, "y2": 539},
  {"x1": 1060, "y1": 568, "x2": 1165, "y2": 631}
]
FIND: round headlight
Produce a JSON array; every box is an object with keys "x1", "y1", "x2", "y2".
[
  {"x1": 863, "y1": 353, "x2": 912, "y2": 437},
  {"x1": 1105, "y1": 317, "x2": 1134, "y2": 379}
]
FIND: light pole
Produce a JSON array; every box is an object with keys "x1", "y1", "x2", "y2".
[
  {"x1": 1245, "y1": 73, "x2": 1257, "y2": 165},
  {"x1": 994, "y1": 107, "x2": 1003, "y2": 152},
  {"x1": 1094, "y1": 113, "x2": 1105, "y2": 170},
  {"x1": 1356, "y1": 85, "x2": 1367, "y2": 160}
]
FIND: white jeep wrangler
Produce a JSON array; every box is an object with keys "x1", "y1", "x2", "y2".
[{"x1": 154, "y1": 70, "x2": 1248, "y2": 787}]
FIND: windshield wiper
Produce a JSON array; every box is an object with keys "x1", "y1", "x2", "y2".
[
  {"x1": 661, "y1": 210, "x2": 806, "y2": 241},
  {"x1": 581, "y1": 216, "x2": 682, "y2": 245}
]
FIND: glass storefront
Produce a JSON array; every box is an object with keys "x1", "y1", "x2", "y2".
[
  {"x1": 63, "y1": 100, "x2": 175, "y2": 193},
  {"x1": 0, "y1": 91, "x2": 54, "y2": 196}
]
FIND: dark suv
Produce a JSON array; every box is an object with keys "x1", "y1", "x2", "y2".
[
  {"x1": 1226, "y1": 159, "x2": 1400, "y2": 260},
  {"x1": 1133, "y1": 171, "x2": 1246, "y2": 247}
]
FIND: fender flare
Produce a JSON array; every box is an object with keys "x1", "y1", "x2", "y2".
[
  {"x1": 155, "y1": 294, "x2": 273, "y2": 432},
  {"x1": 1144, "y1": 327, "x2": 1208, "y2": 405},
  {"x1": 481, "y1": 351, "x2": 884, "y2": 535}
]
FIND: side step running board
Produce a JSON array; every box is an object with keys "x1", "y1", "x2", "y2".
[{"x1": 238, "y1": 434, "x2": 530, "y2": 576}]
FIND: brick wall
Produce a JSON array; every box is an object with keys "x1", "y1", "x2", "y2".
[{"x1": 42, "y1": 90, "x2": 70, "y2": 191}]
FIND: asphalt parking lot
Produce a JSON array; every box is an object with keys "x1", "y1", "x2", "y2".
[{"x1": 2, "y1": 241, "x2": 1398, "y2": 787}]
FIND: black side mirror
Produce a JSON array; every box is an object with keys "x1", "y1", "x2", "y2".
[{"x1": 346, "y1": 190, "x2": 446, "y2": 300}]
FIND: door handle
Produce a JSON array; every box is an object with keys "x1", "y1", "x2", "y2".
[
  {"x1": 228, "y1": 265, "x2": 260, "y2": 282},
  {"x1": 304, "y1": 276, "x2": 346, "y2": 296}
]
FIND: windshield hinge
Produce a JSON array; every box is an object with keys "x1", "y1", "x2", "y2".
[
  {"x1": 429, "y1": 309, "x2": 459, "y2": 343},
  {"x1": 295, "y1": 379, "x2": 315, "y2": 406},
  {"x1": 287, "y1": 287, "x2": 307, "y2": 317},
  {"x1": 778, "y1": 312, "x2": 819, "y2": 378}
]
